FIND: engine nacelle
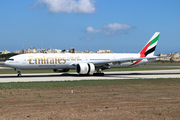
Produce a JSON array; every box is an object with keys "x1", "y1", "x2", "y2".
[
  {"x1": 53, "y1": 69, "x2": 69, "y2": 73},
  {"x1": 76, "y1": 63, "x2": 95, "y2": 74}
]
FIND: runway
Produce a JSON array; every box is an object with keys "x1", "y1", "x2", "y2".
[{"x1": 0, "y1": 69, "x2": 180, "y2": 83}]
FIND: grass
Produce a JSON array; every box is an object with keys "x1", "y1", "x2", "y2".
[
  {"x1": 145, "y1": 60, "x2": 180, "y2": 66},
  {"x1": 0, "y1": 69, "x2": 55, "y2": 74},
  {"x1": 0, "y1": 77, "x2": 179, "y2": 119},
  {"x1": 0, "y1": 78, "x2": 179, "y2": 90},
  {"x1": 104, "y1": 67, "x2": 180, "y2": 71}
]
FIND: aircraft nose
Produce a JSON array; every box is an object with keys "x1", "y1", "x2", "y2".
[
  {"x1": 4, "y1": 61, "x2": 9, "y2": 66},
  {"x1": 4, "y1": 61, "x2": 7, "y2": 65}
]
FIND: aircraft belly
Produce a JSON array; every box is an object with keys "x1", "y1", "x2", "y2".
[
  {"x1": 16, "y1": 64, "x2": 71, "y2": 70},
  {"x1": 110, "y1": 63, "x2": 131, "y2": 68}
]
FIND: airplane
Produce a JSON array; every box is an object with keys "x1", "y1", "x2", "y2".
[{"x1": 5, "y1": 32, "x2": 160, "y2": 77}]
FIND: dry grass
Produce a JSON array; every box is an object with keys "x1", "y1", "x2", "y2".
[{"x1": 0, "y1": 79, "x2": 180, "y2": 119}]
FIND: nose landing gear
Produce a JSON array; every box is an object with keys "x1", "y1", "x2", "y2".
[{"x1": 15, "y1": 69, "x2": 22, "y2": 77}]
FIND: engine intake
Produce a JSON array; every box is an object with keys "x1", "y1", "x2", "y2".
[{"x1": 76, "y1": 63, "x2": 95, "y2": 74}]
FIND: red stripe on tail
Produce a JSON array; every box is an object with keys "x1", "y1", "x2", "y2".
[
  {"x1": 140, "y1": 42, "x2": 151, "y2": 57},
  {"x1": 130, "y1": 41, "x2": 151, "y2": 66}
]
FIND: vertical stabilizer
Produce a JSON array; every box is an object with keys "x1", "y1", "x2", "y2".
[{"x1": 140, "y1": 32, "x2": 160, "y2": 57}]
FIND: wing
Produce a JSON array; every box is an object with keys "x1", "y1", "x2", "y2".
[
  {"x1": 70, "y1": 56, "x2": 159, "y2": 67},
  {"x1": 92, "y1": 56, "x2": 159, "y2": 65}
]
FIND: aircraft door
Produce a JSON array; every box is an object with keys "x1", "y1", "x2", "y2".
[
  {"x1": 84, "y1": 56, "x2": 88, "y2": 61},
  {"x1": 22, "y1": 58, "x2": 26, "y2": 64}
]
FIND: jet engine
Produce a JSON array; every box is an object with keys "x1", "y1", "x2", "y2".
[
  {"x1": 76, "y1": 63, "x2": 95, "y2": 74},
  {"x1": 53, "y1": 69, "x2": 69, "y2": 72}
]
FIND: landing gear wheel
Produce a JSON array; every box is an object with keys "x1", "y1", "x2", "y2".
[
  {"x1": 93, "y1": 73, "x2": 104, "y2": 76},
  {"x1": 17, "y1": 70, "x2": 22, "y2": 77},
  {"x1": 93, "y1": 68, "x2": 104, "y2": 76},
  {"x1": 17, "y1": 74, "x2": 22, "y2": 77}
]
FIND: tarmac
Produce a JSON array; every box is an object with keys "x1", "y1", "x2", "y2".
[{"x1": 0, "y1": 69, "x2": 180, "y2": 83}]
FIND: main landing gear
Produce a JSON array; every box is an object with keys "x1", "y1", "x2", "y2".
[
  {"x1": 93, "y1": 68, "x2": 104, "y2": 76},
  {"x1": 93, "y1": 73, "x2": 104, "y2": 76},
  {"x1": 15, "y1": 69, "x2": 22, "y2": 77}
]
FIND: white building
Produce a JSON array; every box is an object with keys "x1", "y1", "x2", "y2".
[
  {"x1": 0, "y1": 50, "x2": 10, "y2": 54},
  {"x1": 96, "y1": 50, "x2": 114, "y2": 53}
]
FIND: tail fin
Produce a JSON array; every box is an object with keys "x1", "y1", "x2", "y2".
[{"x1": 140, "y1": 32, "x2": 160, "y2": 57}]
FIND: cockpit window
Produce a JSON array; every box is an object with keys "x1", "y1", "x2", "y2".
[{"x1": 7, "y1": 59, "x2": 14, "y2": 61}]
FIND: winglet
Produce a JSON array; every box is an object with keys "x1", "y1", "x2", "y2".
[{"x1": 140, "y1": 32, "x2": 160, "y2": 57}]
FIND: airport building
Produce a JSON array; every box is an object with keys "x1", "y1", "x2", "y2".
[
  {"x1": 96, "y1": 50, "x2": 114, "y2": 53},
  {"x1": 158, "y1": 53, "x2": 180, "y2": 61},
  {"x1": 0, "y1": 50, "x2": 10, "y2": 54},
  {"x1": 75, "y1": 50, "x2": 94, "y2": 53}
]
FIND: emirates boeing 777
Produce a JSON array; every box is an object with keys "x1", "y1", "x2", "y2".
[{"x1": 5, "y1": 32, "x2": 160, "y2": 76}]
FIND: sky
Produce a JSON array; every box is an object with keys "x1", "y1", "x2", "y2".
[{"x1": 0, "y1": 0, "x2": 180, "y2": 54}]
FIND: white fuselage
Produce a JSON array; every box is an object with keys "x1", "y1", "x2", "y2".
[{"x1": 5, "y1": 53, "x2": 153, "y2": 70}]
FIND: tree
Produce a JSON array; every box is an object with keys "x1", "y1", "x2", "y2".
[{"x1": 0, "y1": 53, "x2": 18, "y2": 61}]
